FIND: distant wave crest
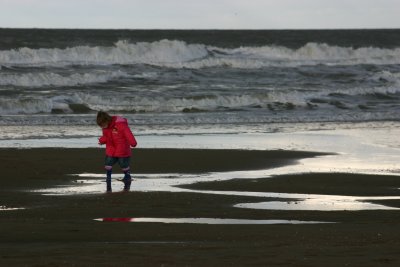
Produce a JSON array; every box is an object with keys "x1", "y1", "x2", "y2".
[
  {"x1": 1, "y1": 40, "x2": 399, "y2": 68},
  {"x1": 0, "y1": 40, "x2": 208, "y2": 67}
]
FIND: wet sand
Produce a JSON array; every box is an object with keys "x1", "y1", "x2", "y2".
[{"x1": 1, "y1": 148, "x2": 400, "y2": 266}]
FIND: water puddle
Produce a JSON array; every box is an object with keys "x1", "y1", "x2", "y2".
[
  {"x1": 103, "y1": 241, "x2": 198, "y2": 244},
  {"x1": 31, "y1": 168, "x2": 400, "y2": 212},
  {"x1": 94, "y1": 217, "x2": 332, "y2": 224},
  {"x1": 195, "y1": 189, "x2": 400, "y2": 211},
  {"x1": 235, "y1": 199, "x2": 400, "y2": 211},
  {"x1": 0, "y1": 205, "x2": 25, "y2": 211}
]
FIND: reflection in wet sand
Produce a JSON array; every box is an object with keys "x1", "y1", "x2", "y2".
[
  {"x1": 0, "y1": 205, "x2": 25, "y2": 211},
  {"x1": 94, "y1": 217, "x2": 333, "y2": 224},
  {"x1": 235, "y1": 199, "x2": 400, "y2": 211}
]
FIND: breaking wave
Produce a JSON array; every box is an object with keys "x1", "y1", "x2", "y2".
[
  {"x1": 1, "y1": 40, "x2": 400, "y2": 68},
  {"x1": 0, "y1": 70, "x2": 131, "y2": 87},
  {"x1": 1, "y1": 85, "x2": 399, "y2": 115}
]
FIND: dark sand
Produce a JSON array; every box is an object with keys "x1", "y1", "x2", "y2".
[{"x1": 1, "y1": 148, "x2": 400, "y2": 266}]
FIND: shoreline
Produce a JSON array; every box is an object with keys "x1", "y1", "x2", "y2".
[{"x1": 1, "y1": 122, "x2": 399, "y2": 177}]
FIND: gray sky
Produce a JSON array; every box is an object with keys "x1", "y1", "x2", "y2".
[{"x1": 1, "y1": 0, "x2": 399, "y2": 29}]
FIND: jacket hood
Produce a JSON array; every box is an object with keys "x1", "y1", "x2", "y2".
[
  {"x1": 114, "y1": 116, "x2": 127, "y2": 124},
  {"x1": 108, "y1": 116, "x2": 127, "y2": 128}
]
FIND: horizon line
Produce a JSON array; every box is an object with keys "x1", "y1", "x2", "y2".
[{"x1": 1, "y1": 27, "x2": 400, "y2": 31}]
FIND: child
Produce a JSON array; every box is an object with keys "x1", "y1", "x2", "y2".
[{"x1": 96, "y1": 111, "x2": 137, "y2": 192}]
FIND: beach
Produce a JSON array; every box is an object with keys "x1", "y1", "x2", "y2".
[
  {"x1": 1, "y1": 147, "x2": 400, "y2": 266},
  {"x1": 1, "y1": 28, "x2": 400, "y2": 266}
]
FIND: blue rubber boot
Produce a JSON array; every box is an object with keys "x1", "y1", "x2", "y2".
[
  {"x1": 106, "y1": 169, "x2": 112, "y2": 192},
  {"x1": 123, "y1": 170, "x2": 132, "y2": 191}
]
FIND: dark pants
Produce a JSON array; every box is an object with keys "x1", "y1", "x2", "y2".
[{"x1": 104, "y1": 156, "x2": 131, "y2": 171}]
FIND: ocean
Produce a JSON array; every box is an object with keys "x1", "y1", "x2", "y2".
[{"x1": 0, "y1": 29, "x2": 399, "y2": 140}]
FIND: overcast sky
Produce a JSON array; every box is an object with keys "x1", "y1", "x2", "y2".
[{"x1": 1, "y1": 0, "x2": 399, "y2": 29}]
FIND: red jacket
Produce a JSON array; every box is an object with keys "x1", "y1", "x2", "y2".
[{"x1": 98, "y1": 116, "x2": 137, "y2": 157}]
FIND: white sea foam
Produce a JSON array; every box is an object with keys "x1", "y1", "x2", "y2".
[
  {"x1": 1, "y1": 40, "x2": 399, "y2": 68},
  {"x1": 0, "y1": 84, "x2": 399, "y2": 116},
  {"x1": 370, "y1": 70, "x2": 400, "y2": 85},
  {"x1": 0, "y1": 70, "x2": 131, "y2": 87},
  {"x1": 0, "y1": 93, "x2": 273, "y2": 114}
]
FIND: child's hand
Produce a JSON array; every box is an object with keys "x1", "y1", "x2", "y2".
[{"x1": 98, "y1": 136, "x2": 106, "y2": 145}]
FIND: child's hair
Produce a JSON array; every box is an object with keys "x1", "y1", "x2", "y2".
[{"x1": 97, "y1": 111, "x2": 112, "y2": 127}]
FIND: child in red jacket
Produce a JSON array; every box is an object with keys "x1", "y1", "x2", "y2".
[{"x1": 97, "y1": 111, "x2": 137, "y2": 192}]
